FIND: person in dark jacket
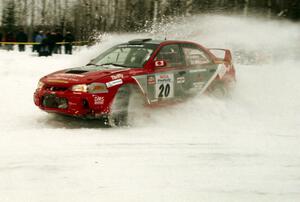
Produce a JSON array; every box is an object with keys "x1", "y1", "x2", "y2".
[
  {"x1": 4, "y1": 32, "x2": 15, "y2": 51},
  {"x1": 16, "y1": 29, "x2": 28, "y2": 52},
  {"x1": 64, "y1": 31, "x2": 75, "y2": 54},
  {"x1": 32, "y1": 31, "x2": 38, "y2": 52},
  {"x1": 54, "y1": 31, "x2": 63, "y2": 54},
  {"x1": 47, "y1": 32, "x2": 56, "y2": 56}
]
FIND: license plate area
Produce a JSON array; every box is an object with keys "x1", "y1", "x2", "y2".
[{"x1": 42, "y1": 94, "x2": 68, "y2": 109}]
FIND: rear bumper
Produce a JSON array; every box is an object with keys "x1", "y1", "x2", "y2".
[{"x1": 34, "y1": 89, "x2": 110, "y2": 118}]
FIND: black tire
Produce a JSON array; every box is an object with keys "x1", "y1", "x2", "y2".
[
  {"x1": 108, "y1": 85, "x2": 130, "y2": 127},
  {"x1": 108, "y1": 85, "x2": 146, "y2": 127}
]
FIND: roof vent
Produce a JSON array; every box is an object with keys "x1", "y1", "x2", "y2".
[{"x1": 128, "y1": 38, "x2": 152, "y2": 45}]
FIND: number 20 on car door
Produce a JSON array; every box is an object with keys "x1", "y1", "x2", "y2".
[{"x1": 155, "y1": 74, "x2": 174, "y2": 99}]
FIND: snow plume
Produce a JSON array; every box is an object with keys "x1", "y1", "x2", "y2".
[{"x1": 0, "y1": 15, "x2": 299, "y2": 202}]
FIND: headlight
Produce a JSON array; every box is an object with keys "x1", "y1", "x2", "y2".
[
  {"x1": 88, "y1": 83, "x2": 108, "y2": 93},
  {"x1": 71, "y1": 84, "x2": 88, "y2": 92},
  {"x1": 71, "y1": 83, "x2": 108, "y2": 93},
  {"x1": 37, "y1": 81, "x2": 45, "y2": 90}
]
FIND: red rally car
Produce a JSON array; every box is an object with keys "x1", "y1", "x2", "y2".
[{"x1": 34, "y1": 39, "x2": 236, "y2": 126}]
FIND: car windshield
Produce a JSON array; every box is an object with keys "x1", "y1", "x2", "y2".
[{"x1": 90, "y1": 44, "x2": 158, "y2": 68}]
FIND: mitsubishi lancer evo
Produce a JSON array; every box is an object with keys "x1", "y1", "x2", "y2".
[{"x1": 34, "y1": 39, "x2": 236, "y2": 126}]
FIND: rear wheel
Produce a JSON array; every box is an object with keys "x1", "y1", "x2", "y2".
[{"x1": 207, "y1": 80, "x2": 234, "y2": 98}]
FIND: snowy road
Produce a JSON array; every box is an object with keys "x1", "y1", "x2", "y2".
[{"x1": 0, "y1": 15, "x2": 300, "y2": 201}]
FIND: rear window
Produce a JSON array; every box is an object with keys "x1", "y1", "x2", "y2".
[
  {"x1": 181, "y1": 44, "x2": 211, "y2": 65},
  {"x1": 155, "y1": 44, "x2": 185, "y2": 67}
]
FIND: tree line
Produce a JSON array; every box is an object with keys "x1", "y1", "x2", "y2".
[{"x1": 1, "y1": 0, "x2": 299, "y2": 42}]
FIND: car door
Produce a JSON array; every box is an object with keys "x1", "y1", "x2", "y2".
[
  {"x1": 146, "y1": 44, "x2": 186, "y2": 103},
  {"x1": 180, "y1": 43, "x2": 219, "y2": 95}
]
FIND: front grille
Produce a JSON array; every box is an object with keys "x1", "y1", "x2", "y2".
[
  {"x1": 45, "y1": 86, "x2": 68, "y2": 92},
  {"x1": 42, "y1": 94, "x2": 68, "y2": 109}
]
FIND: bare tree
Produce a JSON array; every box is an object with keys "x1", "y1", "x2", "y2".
[{"x1": 1, "y1": 0, "x2": 299, "y2": 41}]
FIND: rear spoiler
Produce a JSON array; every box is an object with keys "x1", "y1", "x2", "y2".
[{"x1": 208, "y1": 48, "x2": 232, "y2": 63}]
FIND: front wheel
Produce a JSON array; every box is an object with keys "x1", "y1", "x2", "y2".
[{"x1": 108, "y1": 85, "x2": 145, "y2": 127}]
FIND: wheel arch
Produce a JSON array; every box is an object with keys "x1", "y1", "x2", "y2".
[{"x1": 123, "y1": 76, "x2": 150, "y2": 104}]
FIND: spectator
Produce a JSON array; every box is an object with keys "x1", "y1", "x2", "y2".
[
  {"x1": 16, "y1": 29, "x2": 28, "y2": 52},
  {"x1": 64, "y1": 31, "x2": 75, "y2": 54},
  {"x1": 54, "y1": 31, "x2": 63, "y2": 54},
  {"x1": 39, "y1": 31, "x2": 52, "y2": 56},
  {"x1": 32, "y1": 31, "x2": 38, "y2": 52},
  {"x1": 4, "y1": 32, "x2": 15, "y2": 51},
  {"x1": 35, "y1": 31, "x2": 47, "y2": 56},
  {"x1": 47, "y1": 31, "x2": 56, "y2": 55}
]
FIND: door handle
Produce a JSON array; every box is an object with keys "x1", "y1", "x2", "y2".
[{"x1": 179, "y1": 71, "x2": 186, "y2": 75}]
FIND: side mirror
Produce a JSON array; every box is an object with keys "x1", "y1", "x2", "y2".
[{"x1": 154, "y1": 60, "x2": 167, "y2": 68}]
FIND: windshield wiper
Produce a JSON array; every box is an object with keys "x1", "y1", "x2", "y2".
[{"x1": 99, "y1": 63, "x2": 127, "y2": 67}]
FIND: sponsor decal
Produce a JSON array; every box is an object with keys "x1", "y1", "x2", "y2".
[
  {"x1": 94, "y1": 96, "x2": 105, "y2": 105},
  {"x1": 147, "y1": 76, "x2": 156, "y2": 85},
  {"x1": 111, "y1": 73, "x2": 123, "y2": 80},
  {"x1": 176, "y1": 76, "x2": 185, "y2": 84},
  {"x1": 157, "y1": 74, "x2": 172, "y2": 83},
  {"x1": 106, "y1": 79, "x2": 123, "y2": 88}
]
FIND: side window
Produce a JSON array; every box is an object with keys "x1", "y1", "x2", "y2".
[
  {"x1": 155, "y1": 44, "x2": 184, "y2": 67},
  {"x1": 182, "y1": 44, "x2": 211, "y2": 66}
]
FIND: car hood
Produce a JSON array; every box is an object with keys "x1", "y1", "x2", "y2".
[{"x1": 42, "y1": 65, "x2": 131, "y2": 85}]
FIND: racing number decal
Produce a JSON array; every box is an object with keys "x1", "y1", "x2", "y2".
[
  {"x1": 155, "y1": 74, "x2": 174, "y2": 99},
  {"x1": 158, "y1": 83, "x2": 171, "y2": 98}
]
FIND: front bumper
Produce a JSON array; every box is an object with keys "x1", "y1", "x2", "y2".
[{"x1": 34, "y1": 89, "x2": 110, "y2": 118}]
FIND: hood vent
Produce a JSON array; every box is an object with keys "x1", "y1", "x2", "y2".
[{"x1": 65, "y1": 70, "x2": 89, "y2": 74}]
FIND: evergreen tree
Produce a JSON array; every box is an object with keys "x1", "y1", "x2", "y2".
[{"x1": 2, "y1": 0, "x2": 16, "y2": 33}]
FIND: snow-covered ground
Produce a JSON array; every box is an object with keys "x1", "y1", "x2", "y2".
[{"x1": 0, "y1": 15, "x2": 299, "y2": 202}]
